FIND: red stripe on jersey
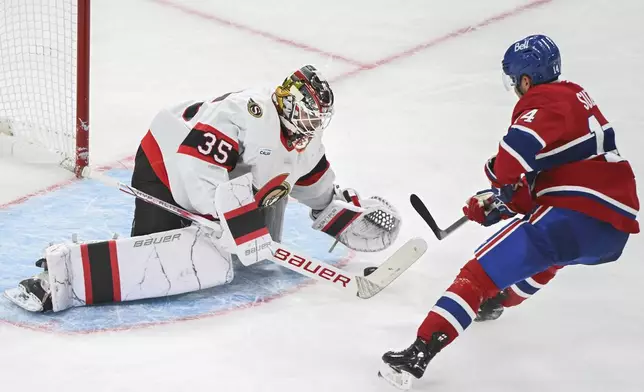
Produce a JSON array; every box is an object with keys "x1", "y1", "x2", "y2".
[
  {"x1": 234, "y1": 227, "x2": 270, "y2": 245},
  {"x1": 295, "y1": 167, "x2": 328, "y2": 186},
  {"x1": 108, "y1": 240, "x2": 121, "y2": 302},
  {"x1": 140, "y1": 130, "x2": 170, "y2": 190},
  {"x1": 176, "y1": 145, "x2": 236, "y2": 171},
  {"x1": 80, "y1": 244, "x2": 93, "y2": 305},
  {"x1": 296, "y1": 157, "x2": 330, "y2": 186},
  {"x1": 255, "y1": 173, "x2": 289, "y2": 205},
  {"x1": 193, "y1": 122, "x2": 239, "y2": 151}
]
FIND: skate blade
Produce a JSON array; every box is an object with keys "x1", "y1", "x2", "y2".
[
  {"x1": 378, "y1": 362, "x2": 413, "y2": 390},
  {"x1": 3, "y1": 286, "x2": 44, "y2": 312}
]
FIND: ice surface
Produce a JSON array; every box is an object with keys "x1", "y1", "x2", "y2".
[{"x1": 0, "y1": 0, "x2": 643, "y2": 391}]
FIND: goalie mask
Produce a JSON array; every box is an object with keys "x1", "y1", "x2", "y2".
[{"x1": 273, "y1": 65, "x2": 334, "y2": 150}]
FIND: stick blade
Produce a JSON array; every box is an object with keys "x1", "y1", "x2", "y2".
[
  {"x1": 356, "y1": 237, "x2": 428, "y2": 299},
  {"x1": 409, "y1": 194, "x2": 443, "y2": 239}
]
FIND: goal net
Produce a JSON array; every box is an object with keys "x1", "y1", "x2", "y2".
[{"x1": 0, "y1": 0, "x2": 89, "y2": 175}]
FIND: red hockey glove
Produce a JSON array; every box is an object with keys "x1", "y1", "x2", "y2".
[{"x1": 463, "y1": 189, "x2": 517, "y2": 227}]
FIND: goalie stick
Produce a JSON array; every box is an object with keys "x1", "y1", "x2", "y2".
[
  {"x1": 410, "y1": 194, "x2": 469, "y2": 240},
  {"x1": 83, "y1": 168, "x2": 427, "y2": 299}
]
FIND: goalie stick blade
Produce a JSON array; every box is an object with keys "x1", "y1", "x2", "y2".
[
  {"x1": 409, "y1": 194, "x2": 469, "y2": 240},
  {"x1": 356, "y1": 237, "x2": 427, "y2": 299}
]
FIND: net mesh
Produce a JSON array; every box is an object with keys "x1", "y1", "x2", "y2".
[{"x1": 0, "y1": 0, "x2": 78, "y2": 170}]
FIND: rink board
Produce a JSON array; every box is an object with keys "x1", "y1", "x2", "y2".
[{"x1": 0, "y1": 169, "x2": 350, "y2": 333}]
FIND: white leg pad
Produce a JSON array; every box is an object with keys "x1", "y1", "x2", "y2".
[{"x1": 47, "y1": 226, "x2": 234, "y2": 312}]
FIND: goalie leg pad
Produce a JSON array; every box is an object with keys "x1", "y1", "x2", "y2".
[{"x1": 41, "y1": 225, "x2": 234, "y2": 312}]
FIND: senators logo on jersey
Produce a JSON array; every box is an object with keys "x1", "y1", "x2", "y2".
[
  {"x1": 255, "y1": 173, "x2": 291, "y2": 208},
  {"x1": 247, "y1": 98, "x2": 263, "y2": 118}
]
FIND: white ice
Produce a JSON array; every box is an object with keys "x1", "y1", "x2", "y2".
[{"x1": 1, "y1": 0, "x2": 643, "y2": 391}]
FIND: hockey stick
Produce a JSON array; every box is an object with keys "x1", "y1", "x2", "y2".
[
  {"x1": 409, "y1": 194, "x2": 469, "y2": 240},
  {"x1": 83, "y1": 168, "x2": 427, "y2": 299}
]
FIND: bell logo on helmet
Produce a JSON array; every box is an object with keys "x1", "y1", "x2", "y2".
[
  {"x1": 514, "y1": 40, "x2": 529, "y2": 52},
  {"x1": 504, "y1": 34, "x2": 561, "y2": 87}
]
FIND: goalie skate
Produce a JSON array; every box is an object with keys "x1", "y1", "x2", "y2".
[
  {"x1": 4, "y1": 257, "x2": 52, "y2": 312},
  {"x1": 4, "y1": 271, "x2": 52, "y2": 313}
]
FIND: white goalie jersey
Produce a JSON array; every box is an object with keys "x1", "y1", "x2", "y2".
[
  {"x1": 4, "y1": 83, "x2": 402, "y2": 314},
  {"x1": 142, "y1": 88, "x2": 337, "y2": 218}
]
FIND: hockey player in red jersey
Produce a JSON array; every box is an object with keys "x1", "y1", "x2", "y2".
[
  {"x1": 379, "y1": 35, "x2": 639, "y2": 390},
  {"x1": 5, "y1": 65, "x2": 401, "y2": 313}
]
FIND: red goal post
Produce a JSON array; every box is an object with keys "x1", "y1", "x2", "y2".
[{"x1": 0, "y1": 0, "x2": 90, "y2": 176}]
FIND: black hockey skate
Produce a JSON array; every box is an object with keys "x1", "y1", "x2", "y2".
[
  {"x1": 379, "y1": 332, "x2": 448, "y2": 390},
  {"x1": 475, "y1": 290, "x2": 507, "y2": 322},
  {"x1": 3, "y1": 258, "x2": 52, "y2": 312}
]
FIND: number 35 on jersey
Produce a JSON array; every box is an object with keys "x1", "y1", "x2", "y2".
[{"x1": 178, "y1": 122, "x2": 240, "y2": 171}]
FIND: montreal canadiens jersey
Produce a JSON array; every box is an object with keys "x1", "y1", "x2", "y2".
[
  {"x1": 138, "y1": 88, "x2": 335, "y2": 218},
  {"x1": 492, "y1": 80, "x2": 639, "y2": 233}
]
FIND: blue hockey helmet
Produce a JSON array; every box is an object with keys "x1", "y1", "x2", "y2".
[{"x1": 502, "y1": 35, "x2": 561, "y2": 91}]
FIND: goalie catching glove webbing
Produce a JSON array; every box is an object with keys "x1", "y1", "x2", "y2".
[{"x1": 311, "y1": 186, "x2": 401, "y2": 252}]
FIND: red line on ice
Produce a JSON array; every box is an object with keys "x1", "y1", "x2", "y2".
[
  {"x1": 149, "y1": 0, "x2": 369, "y2": 68},
  {"x1": 150, "y1": 0, "x2": 553, "y2": 82},
  {"x1": 333, "y1": 0, "x2": 554, "y2": 81}
]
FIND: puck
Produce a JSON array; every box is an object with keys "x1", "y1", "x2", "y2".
[{"x1": 364, "y1": 266, "x2": 378, "y2": 276}]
